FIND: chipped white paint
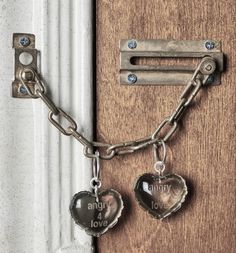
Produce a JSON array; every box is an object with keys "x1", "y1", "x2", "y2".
[{"x1": 0, "y1": 0, "x2": 94, "y2": 252}]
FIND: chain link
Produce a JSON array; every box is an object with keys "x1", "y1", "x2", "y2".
[
  {"x1": 48, "y1": 108, "x2": 77, "y2": 136},
  {"x1": 36, "y1": 90, "x2": 60, "y2": 115},
  {"x1": 19, "y1": 57, "x2": 216, "y2": 160}
]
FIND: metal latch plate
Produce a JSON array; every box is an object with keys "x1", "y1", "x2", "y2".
[
  {"x1": 120, "y1": 39, "x2": 224, "y2": 85},
  {"x1": 12, "y1": 33, "x2": 38, "y2": 98}
]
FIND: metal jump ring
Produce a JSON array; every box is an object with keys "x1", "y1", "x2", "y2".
[
  {"x1": 154, "y1": 161, "x2": 166, "y2": 175},
  {"x1": 153, "y1": 139, "x2": 167, "y2": 164},
  {"x1": 92, "y1": 150, "x2": 100, "y2": 179},
  {"x1": 90, "y1": 177, "x2": 102, "y2": 189}
]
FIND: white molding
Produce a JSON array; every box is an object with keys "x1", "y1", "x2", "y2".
[{"x1": 0, "y1": 0, "x2": 94, "y2": 252}]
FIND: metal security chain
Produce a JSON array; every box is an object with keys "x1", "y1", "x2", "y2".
[{"x1": 19, "y1": 56, "x2": 216, "y2": 160}]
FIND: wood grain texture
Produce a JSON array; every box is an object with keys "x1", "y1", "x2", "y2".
[{"x1": 96, "y1": 1, "x2": 236, "y2": 252}]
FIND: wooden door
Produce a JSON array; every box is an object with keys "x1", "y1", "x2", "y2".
[{"x1": 96, "y1": 1, "x2": 236, "y2": 252}]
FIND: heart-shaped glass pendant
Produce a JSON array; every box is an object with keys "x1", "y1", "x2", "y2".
[
  {"x1": 70, "y1": 189, "x2": 124, "y2": 237},
  {"x1": 134, "y1": 173, "x2": 188, "y2": 219}
]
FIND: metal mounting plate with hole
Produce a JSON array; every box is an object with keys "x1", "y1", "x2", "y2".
[
  {"x1": 120, "y1": 39, "x2": 224, "y2": 85},
  {"x1": 12, "y1": 33, "x2": 38, "y2": 98}
]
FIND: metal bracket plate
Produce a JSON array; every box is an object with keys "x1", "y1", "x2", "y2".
[
  {"x1": 120, "y1": 39, "x2": 224, "y2": 85},
  {"x1": 12, "y1": 33, "x2": 38, "y2": 98}
]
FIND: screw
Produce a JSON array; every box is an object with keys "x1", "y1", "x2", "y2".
[
  {"x1": 205, "y1": 41, "x2": 215, "y2": 50},
  {"x1": 19, "y1": 85, "x2": 28, "y2": 94},
  {"x1": 127, "y1": 74, "x2": 137, "y2": 84},
  {"x1": 19, "y1": 36, "x2": 30, "y2": 47},
  {"x1": 128, "y1": 40, "x2": 137, "y2": 49},
  {"x1": 206, "y1": 75, "x2": 214, "y2": 84}
]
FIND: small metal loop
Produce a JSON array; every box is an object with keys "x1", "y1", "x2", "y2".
[
  {"x1": 48, "y1": 108, "x2": 77, "y2": 136},
  {"x1": 90, "y1": 150, "x2": 102, "y2": 199},
  {"x1": 90, "y1": 177, "x2": 102, "y2": 189},
  {"x1": 93, "y1": 150, "x2": 100, "y2": 179},
  {"x1": 153, "y1": 140, "x2": 167, "y2": 165},
  {"x1": 154, "y1": 161, "x2": 166, "y2": 175},
  {"x1": 36, "y1": 90, "x2": 60, "y2": 115}
]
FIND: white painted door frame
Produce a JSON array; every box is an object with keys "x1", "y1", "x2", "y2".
[{"x1": 0, "y1": 1, "x2": 94, "y2": 252}]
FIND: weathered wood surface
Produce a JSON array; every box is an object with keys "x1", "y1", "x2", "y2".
[{"x1": 96, "y1": 1, "x2": 236, "y2": 252}]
